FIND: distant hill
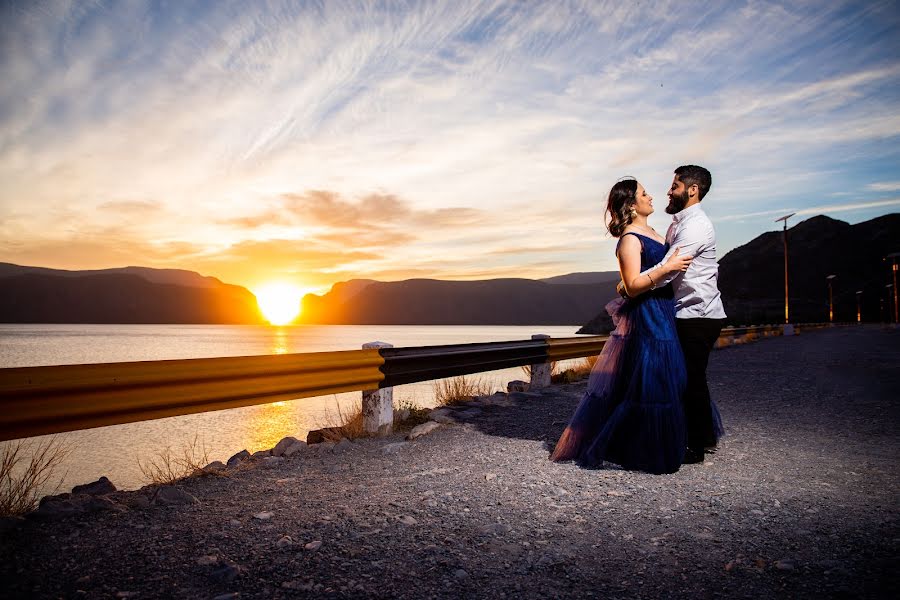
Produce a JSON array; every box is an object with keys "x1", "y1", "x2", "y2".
[
  {"x1": 539, "y1": 272, "x2": 619, "y2": 285},
  {"x1": 0, "y1": 264, "x2": 264, "y2": 324},
  {"x1": 300, "y1": 278, "x2": 615, "y2": 325}
]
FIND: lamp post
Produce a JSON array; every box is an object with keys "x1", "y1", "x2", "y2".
[
  {"x1": 888, "y1": 284, "x2": 896, "y2": 326},
  {"x1": 826, "y1": 275, "x2": 836, "y2": 323},
  {"x1": 856, "y1": 290, "x2": 862, "y2": 323},
  {"x1": 775, "y1": 213, "x2": 795, "y2": 334},
  {"x1": 887, "y1": 252, "x2": 899, "y2": 325}
]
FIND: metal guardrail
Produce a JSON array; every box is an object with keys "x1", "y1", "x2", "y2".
[
  {"x1": 0, "y1": 335, "x2": 606, "y2": 441},
  {"x1": 0, "y1": 350, "x2": 386, "y2": 442},
  {"x1": 0, "y1": 323, "x2": 841, "y2": 441}
]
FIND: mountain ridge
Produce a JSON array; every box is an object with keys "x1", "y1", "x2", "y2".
[
  {"x1": 0, "y1": 266, "x2": 263, "y2": 324},
  {"x1": 2, "y1": 213, "x2": 896, "y2": 326}
]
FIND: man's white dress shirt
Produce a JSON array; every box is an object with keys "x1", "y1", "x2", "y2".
[{"x1": 645, "y1": 203, "x2": 726, "y2": 319}]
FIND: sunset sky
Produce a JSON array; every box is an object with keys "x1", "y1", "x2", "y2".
[{"x1": 1, "y1": 0, "x2": 898, "y2": 296}]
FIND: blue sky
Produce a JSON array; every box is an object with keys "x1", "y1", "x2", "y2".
[{"x1": 1, "y1": 0, "x2": 898, "y2": 294}]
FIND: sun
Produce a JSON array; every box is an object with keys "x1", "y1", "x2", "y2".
[{"x1": 255, "y1": 282, "x2": 303, "y2": 325}]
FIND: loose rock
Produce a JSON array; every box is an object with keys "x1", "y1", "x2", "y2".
[
  {"x1": 72, "y1": 476, "x2": 116, "y2": 496},
  {"x1": 202, "y1": 461, "x2": 226, "y2": 473},
  {"x1": 407, "y1": 421, "x2": 442, "y2": 440},
  {"x1": 226, "y1": 450, "x2": 250, "y2": 467},
  {"x1": 153, "y1": 486, "x2": 199, "y2": 506},
  {"x1": 506, "y1": 380, "x2": 529, "y2": 393},
  {"x1": 283, "y1": 441, "x2": 307, "y2": 457},
  {"x1": 272, "y1": 436, "x2": 300, "y2": 457}
]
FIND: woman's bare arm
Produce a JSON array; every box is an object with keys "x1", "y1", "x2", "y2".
[{"x1": 618, "y1": 236, "x2": 692, "y2": 298}]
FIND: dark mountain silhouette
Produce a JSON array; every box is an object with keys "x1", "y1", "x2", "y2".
[
  {"x1": 719, "y1": 213, "x2": 900, "y2": 325},
  {"x1": 300, "y1": 278, "x2": 613, "y2": 325},
  {"x1": 0, "y1": 263, "x2": 224, "y2": 288},
  {"x1": 0, "y1": 265, "x2": 263, "y2": 324}
]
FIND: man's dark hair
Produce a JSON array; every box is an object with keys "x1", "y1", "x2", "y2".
[{"x1": 674, "y1": 165, "x2": 712, "y2": 201}]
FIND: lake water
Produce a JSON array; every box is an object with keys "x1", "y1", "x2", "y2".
[{"x1": 0, "y1": 324, "x2": 584, "y2": 493}]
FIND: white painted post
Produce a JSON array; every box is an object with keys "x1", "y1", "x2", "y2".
[
  {"x1": 529, "y1": 334, "x2": 552, "y2": 390},
  {"x1": 362, "y1": 341, "x2": 393, "y2": 436}
]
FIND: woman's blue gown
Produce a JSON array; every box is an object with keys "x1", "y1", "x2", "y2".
[{"x1": 551, "y1": 232, "x2": 722, "y2": 474}]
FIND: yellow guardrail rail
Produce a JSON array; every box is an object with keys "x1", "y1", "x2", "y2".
[
  {"x1": 0, "y1": 323, "x2": 843, "y2": 442},
  {"x1": 0, "y1": 349, "x2": 385, "y2": 441},
  {"x1": 546, "y1": 336, "x2": 608, "y2": 361}
]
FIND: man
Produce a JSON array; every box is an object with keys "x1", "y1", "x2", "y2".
[{"x1": 618, "y1": 165, "x2": 727, "y2": 463}]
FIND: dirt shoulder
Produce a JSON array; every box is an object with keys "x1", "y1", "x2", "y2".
[{"x1": 1, "y1": 326, "x2": 898, "y2": 599}]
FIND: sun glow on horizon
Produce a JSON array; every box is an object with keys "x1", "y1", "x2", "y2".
[{"x1": 255, "y1": 282, "x2": 303, "y2": 325}]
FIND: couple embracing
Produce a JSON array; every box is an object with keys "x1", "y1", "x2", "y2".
[{"x1": 551, "y1": 165, "x2": 726, "y2": 474}]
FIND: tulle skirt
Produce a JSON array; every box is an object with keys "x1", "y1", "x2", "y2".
[{"x1": 551, "y1": 294, "x2": 705, "y2": 474}]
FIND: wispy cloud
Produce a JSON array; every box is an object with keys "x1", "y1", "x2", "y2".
[
  {"x1": 714, "y1": 198, "x2": 900, "y2": 223},
  {"x1": 867, "y1": 181, "x2": 900, "y2": 192},
  {"x1": 0, "y1": 0, "x2": 898, "y2": 291}
]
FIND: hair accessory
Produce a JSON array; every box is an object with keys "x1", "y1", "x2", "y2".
[{"x1": 616, "y1": 175, "x2": 636, "y2": 183}]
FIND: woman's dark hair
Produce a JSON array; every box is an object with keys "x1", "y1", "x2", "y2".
[{"x1": 606, "y1": 178, "x2": 638, "y2": 238}]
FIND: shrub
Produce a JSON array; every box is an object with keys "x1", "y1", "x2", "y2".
[
  {"x1": 551, "y1": 355, "x2": 598, "y2": 384},
  {"x1": 432, "y1": 375, "x2": 495, "y2": 406},
  {"x1": 0, "y1": 437, "x2": 70, "y2": 516},
  {"x1": 393, "y1": 398, "x2": 432, "y2": 430},
  {"x1": 315, "y1": 398, "x2": 367, "y2": 441},
  {"x1": 137, "y1": 434, "x2": 212, "y2": 485}
]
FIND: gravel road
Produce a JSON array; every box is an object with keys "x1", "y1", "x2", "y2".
[{"x1": 1, "y1": 325, "x2": 897, "y2": 599}]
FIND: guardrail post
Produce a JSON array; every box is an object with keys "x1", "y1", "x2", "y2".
[
  {"x1": 362, "y1": 341, "x2": 393, "y2": 436},
  {"x1": 529, "y1": 334, "x2": 552, "y2": 390}
]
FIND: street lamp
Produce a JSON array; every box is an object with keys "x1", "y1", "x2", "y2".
[
  {"x1": 826, "y1": 275, "x2": 836, "y2": 323},
  {"x1": 775, "y1": 213, "x2": 795, "y2": 333},
  {"x1": 856, "y1": 291, "x2": 862, "y2": 323}
]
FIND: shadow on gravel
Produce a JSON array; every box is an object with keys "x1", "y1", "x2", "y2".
[{"x1": 447, "y1": 386, "x2": 587, "y2": 450}]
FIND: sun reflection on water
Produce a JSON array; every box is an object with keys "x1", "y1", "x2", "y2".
[
  {"x1": 271, "y1": 327, "x2": 290, "y2": 355},
  {"x1": 244, "y1": 400, "x2": 298, "y2": 452}
]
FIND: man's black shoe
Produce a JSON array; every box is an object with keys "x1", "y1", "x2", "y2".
[{"x1": 683, "y1": 448, "x2": 705, "y2": 464}]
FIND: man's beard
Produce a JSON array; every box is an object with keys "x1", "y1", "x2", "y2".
[{"x1": 666, "y1": 189, "x2": 689, "y2": 214}]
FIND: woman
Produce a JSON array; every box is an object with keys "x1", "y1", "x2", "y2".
[{"x1": 550, "y1": 178, "x2": 693, "y2": 474}]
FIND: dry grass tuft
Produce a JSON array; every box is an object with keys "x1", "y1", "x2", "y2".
[
  {"x1": 552, "y1": 355, "x2": 598, "y2": 384},
  {"x1": 315, "y1": 399, "x2": 367, "y2": 441},
  {"x1": 138, "y1": 435, "x2": 212, "y2": 485},
  {"x1": 432, "y1": 375, "x2": 495, "y2": 406},
  {"x1": 0, "y1": 437, "x2": 70, "y2": 516}
]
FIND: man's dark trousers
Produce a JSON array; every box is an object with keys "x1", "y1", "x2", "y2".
[{"x1": 675, "y1": 317, "x2": 726, "y2": 452}]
